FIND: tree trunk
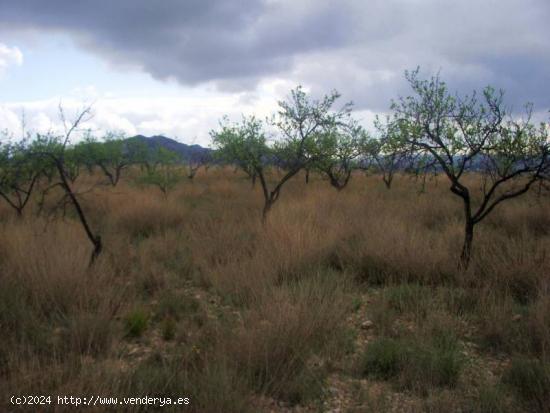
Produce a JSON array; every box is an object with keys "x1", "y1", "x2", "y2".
[
  {"x1": 262, "y1": 199, "x2": 273, "y2": 223},
  {"x1": 52, "y1": 157, "x2": 103, "y2": 266},
  {"x1": 113, "y1": 166, "x2": 122, "y2": 186},
  {"x1": 417, "y1": 173, "x2": 427, "y2": 194},
  {"x1": 457, "y1": 188, "x2": 474, "y2": 269},
  {"x1": 460, "y1": 218, "x2": 474, "y2": 269}
]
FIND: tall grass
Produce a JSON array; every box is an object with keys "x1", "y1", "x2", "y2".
[{"x1": 1, "y1": 167, "x2": 549, "y2": 411}]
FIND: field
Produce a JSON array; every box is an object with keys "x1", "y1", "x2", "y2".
[{"x1": 1, "y1": 168, "x2": 549, "y2": 412}]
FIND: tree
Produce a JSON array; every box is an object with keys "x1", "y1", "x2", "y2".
[
  {"x1": 31, "y1": 105, "x2": 103, "y2": 265},
  {"x1": 124, "y1": 138, "x2": 154, "y2": 173},
  {"x1": 392, "y1": 69, "x2": 549, "y2": 267},
  {"x1": 212, "y1": 86, "x2": 351, "y2": 221},
  {"x1": 403, "y1": 152, "x2": 439, "y2": 194},
  {"x1": 361, "y1": 116, "x2": 410, "y2": 189},
  {"x1": 0, "y1": 139, "x2": 41, "y2": 216},
  {"x1": 63, "y1": 143, "x2": 86, "y2": 183},
  {"x1": 81, "y1": 132, "x2": 130, "y2": 186},
  {"x1": 211, "y1": 114, "x2": 268, "y2": 190},
  {"x1": 185, "y1": 151, "x2": 212, "y2": 180},
  {"x1": 137, "y1": 147, "x2": 183, "y2": 197},
  {"x1": 313, "y1": 120, "x2": 365, "y2": 191}
]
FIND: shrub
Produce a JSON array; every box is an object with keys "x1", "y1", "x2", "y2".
[
  {"x1": 404, "y1": 333, "x2": 463, "y2": 390},
  {"x1": 360, "y1": 337, "x2": 405, "y2": 380},
  {"x1": 502, "y1": 358, "x2": 550, "y2": 412},
  {"x1": 360, "y1": 332, "x2": 464, "y2": 393},
  {"x1": 278, "y1": 366, "x2": 326, "y2": 406},
  {"x1": 124, "y1": 308, "x2": 149, "y2": 338}
]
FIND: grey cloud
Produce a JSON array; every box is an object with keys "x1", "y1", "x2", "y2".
[
  {"x1": 0, "y1": 0, "x2": 355, "y2": 83},
  {"x1": 288, "y1": 0, "x2": 550, "y2": 111},
  {"x1": 0, "y1": 0, "x2": 549, "y2": 111}
]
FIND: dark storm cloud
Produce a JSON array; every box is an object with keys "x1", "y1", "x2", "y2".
[
  {"x1": 0, "y1": 0, "x2": 355, "y2": 82},
  {"x1": 1, "y1": 0, "x2": 549, "y2": 111}
]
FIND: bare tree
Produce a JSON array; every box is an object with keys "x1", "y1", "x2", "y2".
[
  {"x1": 185, "y1": 151, "x2": 212, "y2": 180},
  {"x1": 32, "y1": 105, "x2": 103, "y2": 265}
]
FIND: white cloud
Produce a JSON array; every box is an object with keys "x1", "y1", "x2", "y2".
[
  {"x1": 0, "y1": 105, "x2": 22, "y2": 137},
  {"x1": 0, "y1": 90, "x2": 277, "y2": 145},
  {"x1": 0, "y1": 79, "x2": 376, "y2": 146},
  {"x1": 0, "y1": 43, "x2": 23, "y2": 75}
]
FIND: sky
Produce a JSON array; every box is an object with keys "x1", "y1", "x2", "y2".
[{"x1": 0, "y1": 0, "x2": 549, "y2": 146}]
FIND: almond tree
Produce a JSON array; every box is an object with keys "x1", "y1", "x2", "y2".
[
  {"x1": 0, "y1": 139, "x2": 41, "y2": 217},
  {"x1": 185, "y1": 151, "x2": 212, "y2": 180},
  {"x1": 313, "y1": 121, "x2": 365, "y2": 191},
  {"x1": 212, "y1": 86, "x2": 351, "y2": 221},
  {"x1": 137, "y1": 147, "x2": 183, "y2": 197},
  {"x1": 392, "y1": 69, "x2": 549, "y2": 267},
  {"x1": 361, "y1": 116, "x2": 410, "y2": 189},
  {"x1": 81, "y1": 133, "x2": 130, "y2": 186},
  {"x1": 211, "y1": 115, "x2": 270, "y2": 211},
  {"x1": 31, "y1": 105, "x2": 103, "y2": 265}
]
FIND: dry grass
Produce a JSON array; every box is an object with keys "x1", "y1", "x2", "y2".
[{"x1": 1, "y1": 167, "x2": 549, "y2": 411}]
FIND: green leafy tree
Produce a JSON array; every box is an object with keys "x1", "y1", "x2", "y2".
[
  {"x1": 360, "y1": 116, "x2": 411, "y2": 190},
  {"x1": 137, "y1": 147, "x2": 183, "y2": 197},
  {"x1": 63, "y1": 144, "x2": 86, "y2": 183},
  {"x1": 0, "y1": 139, "x2": 41, "y2": 216},
  {"x1": 124, "y1": 139, "x2": 154, "y2": 172},
  {"x1": 313, "y1": 120, "x2": 365, "y2": 191},
  {"x1": 392, "y1": 69, "x2": 549, "y2": 267},
  {"x1": 85, "y1": 132, "x2": 130, "y2": 186},
  {"x1": 212, "y1": 86, "x2": 351, "y2": 221},
  {"x1": 212, "y1": 115, "x2": 266, "y2": 189}
]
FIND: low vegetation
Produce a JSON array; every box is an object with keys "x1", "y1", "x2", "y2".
[
  {"x1": 0, "y1": 168, "x2": 548, "y2": 412},
  {"x1": 1, "y1": 71, "x2": 549, "y2": 411}
]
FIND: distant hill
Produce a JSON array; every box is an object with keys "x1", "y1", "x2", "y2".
[{"x1": 126, "y1": 135, "x2": 212, "y2": 161}]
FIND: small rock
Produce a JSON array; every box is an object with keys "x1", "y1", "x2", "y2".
[{"x1": 360, "y1": 320, "x2": 374, "y2": 330}]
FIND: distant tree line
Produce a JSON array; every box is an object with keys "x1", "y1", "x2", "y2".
[
  {"x1": 1, "y1": 69, "x2": 549, "y2": 268},
  {"x1": 211, "y1": 69, "x2": 550, "y2": 267},
  {"x1": 0, "y1": 108, "x2": 213, "y2": 264}
]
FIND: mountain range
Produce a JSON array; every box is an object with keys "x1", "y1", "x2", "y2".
[{"x1": 126, "y1": 135, "x2": 212, "y2": 160}]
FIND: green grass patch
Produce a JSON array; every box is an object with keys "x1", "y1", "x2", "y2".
[
  {"x1": 124, "y1": 308, "x2": 149, "y2": 338},
  {"x1": 360, "y1": 331, "x2": 464, "y2": 394}
]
